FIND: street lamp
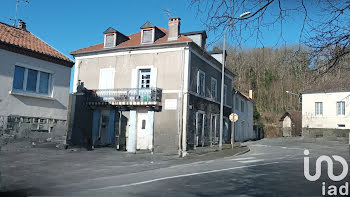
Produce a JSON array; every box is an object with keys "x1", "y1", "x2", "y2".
[
  {"x1": 219, "y1": 11, "x2": 251, "y2": 150},
  {"x1": 285, "y1": 90, "x2": 302, "y2": 104}
]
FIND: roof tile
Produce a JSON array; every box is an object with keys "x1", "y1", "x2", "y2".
[
  {"x1": 71, "y1": 27, "x2": 192, "y2": 54},
  {"x1": 0, "y1": 22, "x2": 73, "y2": 65}
]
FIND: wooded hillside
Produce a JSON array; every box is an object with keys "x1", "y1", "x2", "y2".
[{"x1": 221, "y1": 45, "x2": 350, "y2": 136}]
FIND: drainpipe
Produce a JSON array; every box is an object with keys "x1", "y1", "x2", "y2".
[{"x1": 179, "y1": 42, "x2": 190, "y2": 157}]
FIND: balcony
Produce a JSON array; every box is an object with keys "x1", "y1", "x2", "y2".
[{"x1": 87, "y1": 88, "x2": 162, "y2": 107}]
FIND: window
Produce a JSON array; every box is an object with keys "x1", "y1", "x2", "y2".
[
  {"x1": 142, "y1": 29, "x2": 153, "y2": 43},
  {"x1": 337, "y1": 101, "x2": 345, "y2": 115},
  {"x1": 235, "y1": 97, "x2": 239, "y2": 110},
  {"x1": 141, "y1": 120, "x2": 146, "y2": 129},
  {"x1": 197, "y1": 70, "x2": 205, "y2": 96},
  {"x1": 12, "y1": 66, "x2": 52, "y2": 95},
  {"x1": 223, "y1": 84, "x2": 227, "y2": 105},
  {"x1": 210, "y1": 78, "x2": 217, "y2": 100},
  {"x1": 241, "y1": 100, "x2": 244, "y2": 112},
  {"x1": 105, "y1": 34, "x2": 115, "y2": 48},
  {"x1": 139, "y1": 69, "x2": 151, "y2": 88},
  {"x1": 315, "y1": 102, "x2": 323, "y2": 116}
]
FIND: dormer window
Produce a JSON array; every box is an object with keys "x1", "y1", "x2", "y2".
[
  {"x1": 103, "y1": 27, "x2": 129, "y2": 48},
  {"x1": 104, "y1": 34, "x2": 116, "y2": 48},
  {"x1": 140, "y1": 21, "x2": 163, "y2": 44},
  {"x1": 142, "y1": 29, "x2": 154, "y2": 44}
]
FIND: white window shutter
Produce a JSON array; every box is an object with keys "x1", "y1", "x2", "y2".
[
  {"x1": 131, "y1": 69, "x2": 138, "y2": 88},
  {"x1": 150, "y1": 68, "x2": 157, "y2": 88}
]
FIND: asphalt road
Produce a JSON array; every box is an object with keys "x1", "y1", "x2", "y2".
[{"x1": 60, "y1": 138, "x2": 348, "y2": 197}]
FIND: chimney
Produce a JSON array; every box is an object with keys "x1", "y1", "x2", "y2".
[
  {"x1": 168, "y1": 17, "x2": 181, "y2": 41},
  {"x1": 249, "y1": 90, "x2": 253, "y2": 99},
  {"x1": 17, "y1": 20, "x2": 27, "y2": 31}
]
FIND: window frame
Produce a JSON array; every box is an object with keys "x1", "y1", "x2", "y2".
[
  {"x1": 336, "y1": 101, "x2": 345, "y2": 116},
  {"x1": 210, "y1": 77, "x2": 217, "y2": 101},
  {"x1": 139, "y1": 69, "x2": 151, "y2": 88},
  {"x1": 104, "y1": 33, "x2": 116, "y2": 48},
  {"x1": 241, "y1": 100, "x2": 244, "y2": 112},
  {"x1": 315, "y1": 102, "x2": 323, "y2": 116},
  {"x1": 11, "y1": 64, "x2": 53, "y2": 97},
  {"x1": 223, "y1": 84, "x2": 227, "y2": 105},
  {"x1": 141, "y1": 28, "x2": 155, "y2": 44},
  {"x1": 197, "y1": 70, "x2": 205, "y2": 96}
]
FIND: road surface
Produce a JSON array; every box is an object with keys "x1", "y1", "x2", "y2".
[{"x1": 55, "y1": 138, "x2": 349, "y2": 196}]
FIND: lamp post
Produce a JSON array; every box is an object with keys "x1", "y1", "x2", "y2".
[{"x1": 219, "y1": 11, "x2": 251, "y2": 150}]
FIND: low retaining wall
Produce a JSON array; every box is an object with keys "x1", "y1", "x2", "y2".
[
  {"x1": 302, "y1": 128, "x2": 350, "y2": 141},
  {"x1": 0, "y1": 115, "x2": 67, "y2": 144}
]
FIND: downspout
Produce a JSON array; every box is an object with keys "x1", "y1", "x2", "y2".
[
  {"x1": 179, "y1": 42, "x2": 190, "y2": 157},
  {"x1": 178, "y1": 46, "x2": 185, "y2": 157}
]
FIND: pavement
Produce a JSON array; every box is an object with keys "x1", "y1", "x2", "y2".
[
  {"x1": 0, "y1": 140, "x2": 248, "y2": 196},
  {"x1": 1, "y1": 137, "x2": 349, "y2": 196}
]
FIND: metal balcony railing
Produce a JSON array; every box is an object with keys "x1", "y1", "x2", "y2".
[{"x1": 89, "y1": 88, "x2": 162, "y2": 106}]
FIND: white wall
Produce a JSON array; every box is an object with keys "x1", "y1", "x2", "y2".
[
  {"x1": 283, "y1": 116, "x2": 291, "y2": 128},
  {"x1": 0, "y1": 49, "x2": 71, "y2": 120},
  {"x1": 232, "y1": 93, "x2": 254, "y2": 141},
  {"x1": 302, "y1": 92, "x2": 350, "y2": 129}
]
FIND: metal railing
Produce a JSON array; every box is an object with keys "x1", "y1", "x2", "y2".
[{"x1": 93, "y1": 88, "x2": 162, "y2": 104}]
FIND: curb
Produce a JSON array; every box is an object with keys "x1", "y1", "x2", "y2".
[{"x1": 234, "y1": 146, "x2": 250, "y2": 156}]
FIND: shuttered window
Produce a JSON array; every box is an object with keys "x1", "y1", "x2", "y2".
[
  {"x1": 142, "y1": 30, "x2": 153, "y2": 43},
  {"x1": 105, "y1": 34, "x2": 115, "y2": 48}
]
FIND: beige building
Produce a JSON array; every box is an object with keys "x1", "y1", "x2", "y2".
[
  {"x1": 302, "y1": 90, "x2": 350, "y2": 139},
  {"x1": 70, "y1": 18, "x2": 234, "y2": 155},
  {"x1": 0, "y1": 21, "x2": 74, "y2": 140}
]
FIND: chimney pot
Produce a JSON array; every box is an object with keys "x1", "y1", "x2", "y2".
[
  {"x1": 17, "y1": 20, "x2": 27, "y2": 31},
  {"x1": 168, "y1": 17, "x2": 181, "y2": 41},
  {"x1": 249, "y1": 90, "x2": 253, "y2": 99}
]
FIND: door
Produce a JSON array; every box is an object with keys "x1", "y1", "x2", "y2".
[
  {"x1": 137, "y1": 110, "x2": 149, "y2": 149},
  {"x1": 138, "y1": 69, "x2": 152, "y2": 102},
  {"x1": 195, "y1": 112, "x2": 206, "y2": 148}
]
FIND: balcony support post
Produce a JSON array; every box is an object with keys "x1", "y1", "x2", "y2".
[{"x1": 127, "y1": 110, "x2": 137, "y2": 153}]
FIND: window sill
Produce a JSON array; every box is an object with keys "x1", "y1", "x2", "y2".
[{"x1": 9, "y1": 90, "x2": 55, "y2": 100}]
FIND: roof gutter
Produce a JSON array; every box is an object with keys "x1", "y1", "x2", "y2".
[{"x1": 70, "y1": 41, "x2": 191, "y2": 57}]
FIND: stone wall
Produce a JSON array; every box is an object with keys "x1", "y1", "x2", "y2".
[
  {"x1": 302, "y1": 127, "x2": 349, "y2": 141},
  {"x1": 0, "y1": 115, "x2": 67, "y2": 144}
]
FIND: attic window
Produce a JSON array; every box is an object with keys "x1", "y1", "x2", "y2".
[
  {"x1": 105, "y1": 34, "x2": 115, "y2": 48},
  {"x1": 142, "y1": 29, "x2": 153, "y2": 43}
]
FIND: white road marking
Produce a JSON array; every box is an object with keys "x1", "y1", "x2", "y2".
[
  {"x1": 239, "y1": 159, "x2": 265, "y2": 163},
  {"x1": 250, "y1": 153, "x2": 266, "y2": 156},
  {"x1": 230, "y1": 157, "x2": 256, "y2": 161},
  {"x1": 87, "y1": 161, "x2": 280, "y2": 191}
]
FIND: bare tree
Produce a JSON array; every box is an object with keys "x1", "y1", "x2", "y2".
[{"x1": 190, "y1": 0, "x2": 350, "y2": 72}]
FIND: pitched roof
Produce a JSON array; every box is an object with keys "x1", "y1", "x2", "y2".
[
  {"x1": 182, "y1": 30, "x2": 207, "y2": 38},
  {"x1": 103, "y1": 27, "x2": 117, "y2": 34},
  {"x1": 279, "y1": 111, "x2": 301, "y2": 123},
  {"x1": 0, "y1": 22, "x2": 73, "y2": 67},
  {"x1": 140, "y1": 22, "x2": 155, "y2": 29},
  {"x1": 70, "y1": 26, "x2": 192, "y2": 54}
]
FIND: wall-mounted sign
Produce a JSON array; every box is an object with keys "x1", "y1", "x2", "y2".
[{"x1": 164, "y1": 99, "x2": 177, "y2": 110}]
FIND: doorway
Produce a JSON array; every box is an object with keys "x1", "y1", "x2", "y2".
[{"x1": 137, "y1": 109, "x2": 149, "y2": 150}]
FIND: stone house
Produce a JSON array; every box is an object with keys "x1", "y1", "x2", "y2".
[
  {"x1": 0, "y1": 21, "x2": 74, "y2": 142},
  {"x1": 69, "y1": 18, "x2": 235, "y2": 156}
]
